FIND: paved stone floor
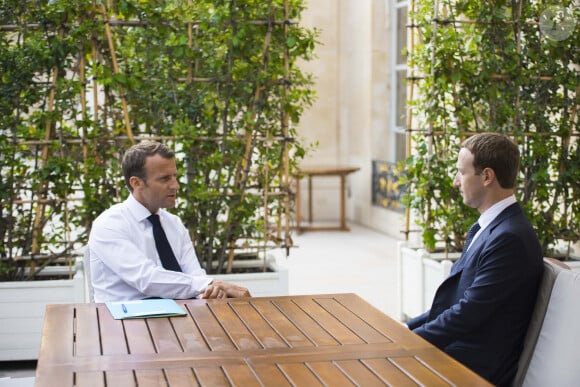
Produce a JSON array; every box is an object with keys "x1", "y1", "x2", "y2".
[{"x1": 286, "y1": 223, "x2": 401, "y2": 317}]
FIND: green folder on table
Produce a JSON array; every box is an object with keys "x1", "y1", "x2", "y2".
[{"x1": 105, "y1": 299, "x2": 187, "y2": 319}]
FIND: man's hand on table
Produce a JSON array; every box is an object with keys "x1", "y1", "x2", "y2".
[{"x1": 200, "y1": 280, "x2": 251, "y2": 299}]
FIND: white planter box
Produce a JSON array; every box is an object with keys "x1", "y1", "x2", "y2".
[
  {"x1": 398, "y1": 241, "x2": 460, "y2": 322},
  {"x1": 212, "y1": 253, "x2": 289, "y2": 297},
  {"x1": 0, "y1": 269, "x2": 85, "y2": 361}
]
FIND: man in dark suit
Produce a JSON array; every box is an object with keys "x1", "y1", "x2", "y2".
[{"x1": 406, "y1": 133, "x2": 543, "y2": 386}]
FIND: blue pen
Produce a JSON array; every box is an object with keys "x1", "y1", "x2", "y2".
[{"x1": 121, "y1": 304, "x2": 127, "y2": 313}]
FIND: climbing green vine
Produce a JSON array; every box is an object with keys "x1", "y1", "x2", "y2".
[
  {"x1": 0, "y1": 0, "x2": 318, "y2": 279},
  {"x1": 403, "y1": 0, "x2": 579, "y2": 255}
]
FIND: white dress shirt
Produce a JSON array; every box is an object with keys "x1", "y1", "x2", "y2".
[
  {"x1": 88, "y1": 194, "x2": 212, "y2": 302},
  {"x1": 468, "y1": 194, "x2": 517, "y2": 250}
]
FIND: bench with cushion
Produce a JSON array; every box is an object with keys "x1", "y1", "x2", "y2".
[{"x1": 513, "y1": 258, "x2": 580, "y2": 386}]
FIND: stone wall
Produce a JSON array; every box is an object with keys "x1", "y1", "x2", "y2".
[{"x1": 296, "y1": 1, "x2": 405, "y2": 238}]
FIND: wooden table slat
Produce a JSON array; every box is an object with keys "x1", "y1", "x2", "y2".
[
  {"x1": 415, "y1": 348, "x2": 493, "y2": 386},
  {"x1": 335, "y1": 359, "x2": 391, "y2": 386},
  {"x1": 362, "y1": 358, "x2": 422, "y2": 387},
  {"x1": 391, "y1": 356, "x2": 452, "y2": 386},
  {"x1": 172, "y1": 302, "x2": 210, "y2": 352},
  {"x1": 104, "y1": 370, "x2": 136, "y2": 386},
  {"x1": 250, "y1": 299, "x2": 314, "y2": 348},
  {"x1": 251, "y1": 363, "x2": 293, "y2": 386},
  {"x1": 230, "y1": 300, "x2": 288, "y2": 349},
  {"x1": 147, "y1": 317, "x2": 184, "y2": 353},
  {"x1": 134, "y1": 368, "x2": 169, "y2": 387},
  {"x1": 123, "y1": 319, "x2": 157, "y2": 354},
  {"x1": 35, "y1": 368, "x2": 74, "y2": 387},
  {"x1": 278, "y1": 362, "x2": 326, "y2": 386},
  {"x1": 293, "y1": 297, "x2": 365, "y2": 345},
  {"x1": 194, "y1": 366, "x2": 230, "y2": 386},
  {"x1": 96, "y1": 304, "x2": 130, "y2": 355},
  {"x1": 75, "y1": 371, "x2": 106, "y2": 387},
  {"x1": 75, "y1": 305, "x2": 103, "y2": 357},
  {"x1": 208, "y1": 301, "x2": 261, "y2": 350},
  {"x1": 306, "y1": 361, "x2": 358, "y2": 386},
  {"x1": 271, "y1": 299, "x2": 340, "y2": 346},
  {"x1": 334, "y1": 293, "x2": 425, "y2": 348},
  {"x1": 39, "y1": 304, "x2": 75, "y2": 362},
  {"x1": 165, "y1": 367, "x2": 199, "y2": 387},
  {"x1": 223, "y1": 364, "x2": 263, "y2": 386},
  {"x1": 187, "y1": 302, "x2": 237, "y2": 351},
  {"x1": 314, "y1": 297, "x2": 393, "y2": 344}
]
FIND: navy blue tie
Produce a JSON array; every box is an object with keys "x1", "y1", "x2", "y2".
[
  {"x1": 147, "y1": 214, "x2": 182, "y2": 272},
  {"x1": 450, "y1": 221, "x2": 481, "y2": 275},
  {"x1": 463, "y1": 221, "x2": 481, "y2": 255}
]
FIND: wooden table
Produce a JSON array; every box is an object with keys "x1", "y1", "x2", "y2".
[
  {"x1": 295, "y1": 166, "x2": 360, "y2": 232},
  {"x1": 35, "y1": 293, "x2": 491, "y2": 386}
]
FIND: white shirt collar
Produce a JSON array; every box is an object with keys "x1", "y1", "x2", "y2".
[
  {"x1": 467, "y1": 195, "x2": 516, "y2": 251},
  {"x1": 127, "y1": 193, "x2": 154, "y2": 222},
  {"x1": 478, "y1": 194, "x2": 517, "y2": 231}
]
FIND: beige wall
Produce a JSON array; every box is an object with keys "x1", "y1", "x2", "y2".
[{"x1": 296, "y1": 0, "x2": 406, "y2": 239}]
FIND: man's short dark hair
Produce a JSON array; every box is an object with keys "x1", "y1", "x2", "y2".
[
  {"x1": 462, "y1": 133, "x2": 520, "y2": 189},
  {"x1": 122, "y1": 141, "x2": 175, "y2": 192}
]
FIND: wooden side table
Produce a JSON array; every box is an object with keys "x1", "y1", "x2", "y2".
[{"x1": 294, "y1": 166, "x2": 360, "y2": 232}]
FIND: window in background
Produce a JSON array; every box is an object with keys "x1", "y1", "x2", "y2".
[
  {"x1": 393, "y1": 0, "x2": 408, "y2": 163},
  {"x1": 372, "y1": 1, "x2": 408, "y2": 211}
]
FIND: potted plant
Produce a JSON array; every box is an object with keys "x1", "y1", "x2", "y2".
[
  {"x1": 0, "y1": 0, "x2": 317, "y2": 359},
  {"x1": 398, "y1": 0, "x2": 580, "y2": 320}
]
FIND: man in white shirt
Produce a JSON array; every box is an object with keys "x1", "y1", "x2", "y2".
[{"x1": 88, "y1": 141, "x2": 250, "y2": 302}]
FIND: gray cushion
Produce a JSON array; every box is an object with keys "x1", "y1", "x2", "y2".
[
  {"x1": 512, "y1": 259, "x2": 564, "y2": 386},
  {"x1": 521, "y1": 267, "x2": 580, "y2": 386}
]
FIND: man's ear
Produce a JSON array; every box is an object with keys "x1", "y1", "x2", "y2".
[
  {"x1": 129, "y1": 176, "x2": 142, "y2": 191},
  {"x1": 482, "y1": 167, "x2": 495, "y2": 186}
]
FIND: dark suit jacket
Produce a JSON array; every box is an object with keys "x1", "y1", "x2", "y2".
[{"x1": 407, "y1": 203, "x2": 543, "y2": 386}]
